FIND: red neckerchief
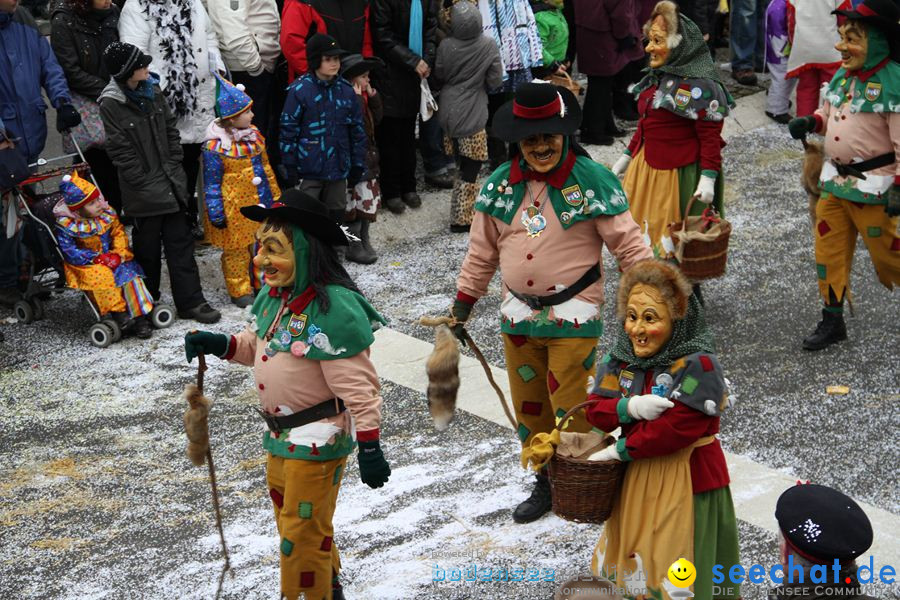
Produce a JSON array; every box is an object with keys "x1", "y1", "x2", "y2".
[
  {"x1": 287, "y1": 285, "x2": 316, "y2": 314},
  {"x1": 267, "y1": 285, "x2": 317, "y2": 314},
  {"x1": 848, "y1": 56, "x2": 890, "y2": 82},
  {"x1": 508, "y1": 148, "x2": 576, "y2": 189}
]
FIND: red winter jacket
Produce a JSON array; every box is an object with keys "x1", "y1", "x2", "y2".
[{"x1": 281, "y1": 0, "x2": 374, "y2": 80}]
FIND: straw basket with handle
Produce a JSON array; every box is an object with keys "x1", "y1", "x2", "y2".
[
  {"x1": 669, "y1": 194, "x2": 732, "y2": 280},
  {"x1": 550, "y1": 71, "x2": 583, "y2": 97},
  {"x1": 548, "y1": 400, "x2": 627, "y2": 524}
]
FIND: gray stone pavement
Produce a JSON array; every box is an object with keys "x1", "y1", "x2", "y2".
[{"x1": 0, "y1": 90, "x2": 897, "y2": 600}]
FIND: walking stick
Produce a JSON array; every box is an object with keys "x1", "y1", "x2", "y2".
[{"x1": 183, "y1": 355, "x2": 232, "y2": 600}]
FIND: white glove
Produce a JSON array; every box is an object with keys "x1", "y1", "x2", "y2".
[
  {"x1": 693, "y1": 173, "x2": 716, "y2": 204},
  {"x1": 627, "y1": 394, "x2": 674, "y2": 420},
  {"x1": 611, "y1": 154, "x2": 631, "y2": 178},
  {"x1": 587, "y1": 444, "x2": 621, "y2": 462}
]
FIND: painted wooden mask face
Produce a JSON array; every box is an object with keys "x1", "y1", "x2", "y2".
[
  {"x1": 835, "y1": 22, "x2": 868, "y2": 71},
  {"x1": 253, "y1": 222, "x2": 295, "y2": 289},
  {"x1": 624, "y1": 283, "x2": 674, "y2": 357},
  {"x1": 519, "y1": 133, "x2": 565, "y2": 173},
  {"x1": 646, "y1": 16, "x2": 670, "y2": 68}
]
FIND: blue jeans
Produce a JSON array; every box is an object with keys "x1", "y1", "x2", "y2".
[
  {"x1": 419, "y1": 116, "x2": 453, "y2": 175},
  {"x1": 730, "y1": 0, "x2": 766, "y2": 71}
]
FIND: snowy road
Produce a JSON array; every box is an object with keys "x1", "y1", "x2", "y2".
[{"x1": 1, "y1": 92, "x2": 898, "y2": 600}]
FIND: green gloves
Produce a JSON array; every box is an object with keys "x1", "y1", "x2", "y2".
[
  {"x1": 184, "y1": 331, "x2": 229, "y2": 363},
  {"x1": 788, "y1": 115, "x2": 816, "y2": 140},
  {"x1": 886, "y1": 185, "x2": 900, "y2": 217},
  {"x1": 357, "y1": 440, "x2": 391, "y2": 489},
  {"x1": 450, "y1": 299, "x2": 473, "y2": 345}
]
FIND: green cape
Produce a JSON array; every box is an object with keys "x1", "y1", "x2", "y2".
[
  {"x1": 250, "y1": 227, "x2": 386, "y2": 361},
  {"x1": 823, "y1": 30, "x2": 900, "y2": 114}
]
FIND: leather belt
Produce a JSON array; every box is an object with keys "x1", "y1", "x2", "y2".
[
  {"x1": 831, "y1": 151, "x2": 895, "y2": 180},
  {"x1": 507, "y1": 264, "x2": 601, "y2": 310},
  {"x1": 255, "y1": 397, "x2": 346, "y2": 435}
]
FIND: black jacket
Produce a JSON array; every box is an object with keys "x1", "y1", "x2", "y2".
[
  {"x1": 49, "y1": 4, "x2": 119, "y2": 100},
  {"x1": 370, "y1": 0, "x2": 437, "y2": 118},
  {"x1": 98, "y1": 80, "x2": 188, "y2": 218}
]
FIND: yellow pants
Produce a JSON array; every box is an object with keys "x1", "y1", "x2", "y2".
[
  {"x1": 266, "y1": 454, "x2": 347, "y2": 600},
  {"x1": 87, "y1": 278, "x2": 154, "y2": 318},
  {"x1": 221, "y1": 245, "x2": 262, "y2": 299},
  {"x1": 814, "y1": 193, "x2": 900, "y2": 301},
  {"x1": 502, "y1": 334, "x2": 600, "y2": 447}
]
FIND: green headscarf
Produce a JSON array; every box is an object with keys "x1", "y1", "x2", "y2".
[
  {"x1": 608, "y1": 295, "x2": 715, "y2": 370},
  {"x1": 862, "y1": 27, "x2": 890, "y2": 71},
  {"x1": 635, "y1": 14, "x2": 724, "y2": 89},
  {"x1": 250, "y1": 226, "x2": 386, "y2": 361}
]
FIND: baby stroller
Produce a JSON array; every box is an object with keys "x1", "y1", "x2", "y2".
[{"x1": 11, "y1": 137, "x2": 175, "y2": 347}]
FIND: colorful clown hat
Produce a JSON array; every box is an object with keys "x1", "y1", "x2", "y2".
[
  {"x1": 60, "y1": 171, "x2": 99, "y2": 211},
  {"x1": 214, "y1": 74, "x2": 253, "y2": 120}
]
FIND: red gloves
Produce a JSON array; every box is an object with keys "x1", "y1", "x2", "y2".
[{"x1": 93, "y1": 252, "x2": 121, "y2": 269}]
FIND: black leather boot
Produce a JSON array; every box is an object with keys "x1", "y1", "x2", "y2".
[
  {"x1": 802, "y1": 309, "x2": 847, "y2": 351},
  {"x1": 512, "y1": 473, "x2": 552, "y2": 524},
  {"x1": 346, "y1": 220, "x2": 377, "y2": 264}
]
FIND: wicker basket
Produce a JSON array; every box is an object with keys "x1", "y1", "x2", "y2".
[
  {"x1": 669, "y1": 195, "x2": 732, "y2": 280},
  {"x1": 550, "y1": 71, "x2": 583, "y2": 96},
  {"x1": 548, "y1": 400, "x2": 626, "y2": 524}
]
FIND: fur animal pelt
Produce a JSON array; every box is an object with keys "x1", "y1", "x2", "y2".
[
  {"x1": 802, "y1": 140, "x2": 825, "y2": 229},
  {"x1": 425, "y1": 325, "x2": 460, "y2": 431},
  {"x1": 183, "y1": 383, "x2": 211, "y2": 466}
]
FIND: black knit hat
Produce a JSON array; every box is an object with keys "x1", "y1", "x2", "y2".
[
  {"x1": 775, "y1": 484, "x2": 873, "y2": 563},
  {"x1": 306, "y1": 33, "x2": 348, "y2": 73},
  {"x1": 104, "y1": 42, "x2": 152, "y2": 83},
  {"x1": 491, "y1": 82, "x2": 582, "y2": 143}
]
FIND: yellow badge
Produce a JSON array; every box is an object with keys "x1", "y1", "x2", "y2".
[
  {"x1": 864, "y1": 81, "x2": 882, "y2": 102},
  {"x1": 674, "y1": 88, "x2": 692, "y2": 108},
  {"x1": 561, "y1": 184, "x2": 583, "y2": 206},
  {"x1": 288, "y1": 312, "x2": 308, "y2": 337}
]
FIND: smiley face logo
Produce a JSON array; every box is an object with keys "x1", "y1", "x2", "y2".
[{"x1": 667, "y1": 558, "x2": 696, "y2": 588}]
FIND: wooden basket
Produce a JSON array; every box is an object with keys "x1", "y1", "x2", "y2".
[
  {"x1": 548, "y1": 400, "x2": 626, "y2": 524},
  {"x1": 669, "y1": 195, "x2": 732, "y2": 281},
  {"x1": 550, "y1": 71, "x2": 583, "y2": 96}
]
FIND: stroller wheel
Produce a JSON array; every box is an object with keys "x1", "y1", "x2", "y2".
[
  {"x1": 13, "y1": 300, "x2": 35, "y2": 324},
  {"x1": 31, "y1": 297, "x2": 45, "y2": 321},
  {"x1": 151, "y1": 304, "x2": 175, "y2": 329},
  {"x1": 88, "y1": 322, "x2": 113, "y2": 348},
  {"x1": 101, "y1": 318, "x2": 123, "y2": 343}
]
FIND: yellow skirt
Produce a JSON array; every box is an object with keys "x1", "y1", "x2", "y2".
[
  {"x1": 592, "y1": 436, "x2": 716, "y2": 600},
  {"x1": 623, "y1": 148, "x2": 682, "y2": 260}
]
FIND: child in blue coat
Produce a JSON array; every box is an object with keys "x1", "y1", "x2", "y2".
[{"x1": 278, "y1": 33, "x2": 367, "y2": 225}]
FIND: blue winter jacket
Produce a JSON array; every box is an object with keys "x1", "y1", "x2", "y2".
[
  {"x1": 0, "y1": 7, "x2": 71, "y2": 162},
  {"x1": 279, "y1": 74, "x2": 367, "y2": 181}
]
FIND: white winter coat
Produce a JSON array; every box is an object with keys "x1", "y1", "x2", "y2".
[
  {"x1": 118, "y1": 0, "x2": 225, "y2": 144},
  {"x1": 206, "y1": 0, "x2": 281, "y2": 75}
]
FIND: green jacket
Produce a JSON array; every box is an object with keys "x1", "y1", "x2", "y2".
[{"x1": 532, "y1": 3, "x2": 568, "y2": 66}]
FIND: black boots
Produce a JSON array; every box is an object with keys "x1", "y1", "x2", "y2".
[
  {"x1": 802, "y1": 309, "x2": 847, "y2": 351},
  {"x1": 512, "y1": 473, "x2": 552, "y2": 524},
  {"x1": 346, "y1": 220, "x2": 377, "y2": 264}
]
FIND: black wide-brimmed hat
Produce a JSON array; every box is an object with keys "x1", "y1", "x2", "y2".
[
  {"x1": 775, "y1": 484, "x2": 873, "y2": 563},
  {"x1": 491, "y1": 82, "x2": 582, "y2": 143},
  {"x1": 833, "y1": 0, "x2": 900, "y2": 38},
  {"x1": 240, "y1": 189, "x2": 349, "y2": 246},
  {"x1": 341, "y1": 54, "x2": 385, "y2": 80}
]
